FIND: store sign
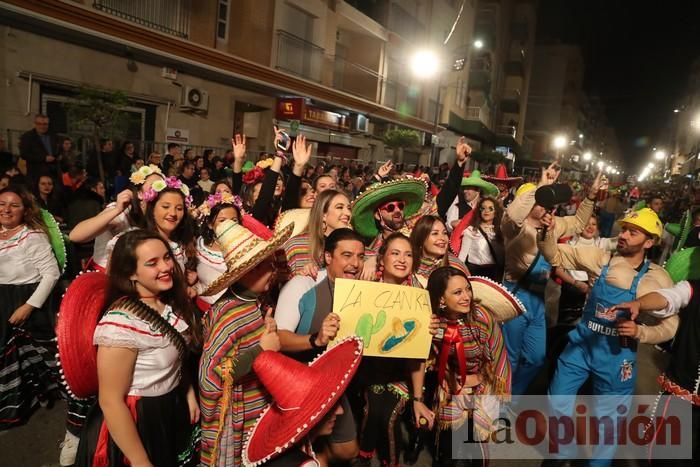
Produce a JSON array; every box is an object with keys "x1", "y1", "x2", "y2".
[
  {"x1": 276, "y1": 98, "x2": 350, "y2": 132},
  {"x1": 166, "y1": 128, "x2": 189, "y2": 143}
]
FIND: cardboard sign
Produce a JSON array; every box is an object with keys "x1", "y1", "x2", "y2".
[{"x1": 331, "y1": 278, "x2": 432, "y2": 359}]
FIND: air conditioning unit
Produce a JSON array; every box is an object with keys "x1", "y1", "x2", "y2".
[{"x1": 180, "y1": 86, "x2": 209, "y2": 112}]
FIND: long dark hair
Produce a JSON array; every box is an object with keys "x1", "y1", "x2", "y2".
[
  {"x1": 106, "y1": 229, "x2": 201, "y2": 348},
  {"x1": 469, "y1": 196, "x2": 503, "y2": 242},
  {"x1": 410, "y1": 215, "x2": 449, "y2": 271},
  {"x1": 0, "y1": 184, "x2": 47, "y2": 234},
  {"x1": 144, "y1": 188, "x2": 197, "y2": 270},
  {"x1": 426, "y1": 266, "x2": 472, "y2": 314}
]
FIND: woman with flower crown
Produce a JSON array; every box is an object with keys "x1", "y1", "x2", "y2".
[
  {"x1": 68, "y1": 164, "x2": 165, "y2": 272},
  {"x1": 192, "y1": 191, "x2": 243, "y2": 310}
]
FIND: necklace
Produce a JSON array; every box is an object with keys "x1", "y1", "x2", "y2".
[
  {"x1": 0, "y1": 224, "x2": 23, "y2": 237},
  {"x1": 231, "y1": 290, "x2": 257, "y2": 303}
]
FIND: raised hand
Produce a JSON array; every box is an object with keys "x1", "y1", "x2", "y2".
[
  {"x1": 588, "y1": 170, "x2": 608, "y2": 199},
  {"x1": 455, "y1": 136, "x2": 472, "y2": 163},
  {"x1": 292, "y1": 134, "x2": 312, "y2": 168},
  {"x1": 377, "y1": 160, "x2": 393, "y2": 178},
  {"x1": 538, "y1": 161, "x2": 561, "y2": 187},
  {"x1": 231, "y1": 134, "x2": 247, "y2": 162},
  {"x1": 115, "y1": 189, "x2": 133, "y2": 212}
]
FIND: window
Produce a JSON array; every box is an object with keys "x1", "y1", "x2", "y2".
[{"x1": 217, "y1": 0, "x2": 229, "y2": 42}]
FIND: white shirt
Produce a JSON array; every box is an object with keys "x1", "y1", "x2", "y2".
[
  {"x1": 458, "y1": 225, "x2": 500, "y2": 265},
  {"x1": 446, "y1": 195, "x2": 478, "y2": 233},
  {"x1": 652, "y1": 280, "x2": 693, "y2": 318},
  {"x1": 275, "y1": 270, "x2": 327, "y2": 331},
  {"x1": 198, "y1": 179, "x2": 214, "y2": 193},
  {"x1": 0, "y1": 227, "x2": 60, "y2": 308},
  {"x1": 93, "y1": 304, "x2": 188, "y2": 397},
  {"x1": 195, "y1": 237, "x2": 227, "y2": 304},
  {"x1": 93, "y1": 202, "x2": 131, "y2": 268}
]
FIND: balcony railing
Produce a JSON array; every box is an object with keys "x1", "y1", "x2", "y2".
[
  {"x1": 275, "y1": 30, "x2": 324, "y2": 83},
  {"x1": 93, "y1": 0, "x2": 191, "y2": 38},
  {"x1": 333, "y1": 57, "x2": 381, "y2": 102},
  {"x1": 466, "y1": 106, "x2": 490, "y2": 127}
]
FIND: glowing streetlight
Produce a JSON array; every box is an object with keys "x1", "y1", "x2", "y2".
[
  {"x1": 583, "y1": 151, "x2": 592, "y2": 161},
  {"x1": 596, "y1": 161, "x2": 604, "y2": 170},
  {"x1": 552, "y1": 135, "x2": 567, "y2": 150},
  {"x1": 674, "y1": 109, "x2": 680, "y2": 113},
  {"x1": 605, "y1": 166, "x2": 613, "y2": 174},
  {"x1": 654, "y1": 150, "x2": 666, "y2": 160},
  {"x1": 647, "y1": 162, "x2": 655, "y2": 169},
  {"x1": 410, "y1": 50, "x2": 440, "y2": 79},
  {"x1": 579, "y1": 133, "x2": 584, "y2": 139},
  {"x1": 473, "y1": 39, "x2": 484, "y2": 50}
]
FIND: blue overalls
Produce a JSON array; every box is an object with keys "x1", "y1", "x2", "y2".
[
  {"x1": 502, "y1": 253, "x2": 551, "y2": 395},
  {"x1": 548, "y1": 260, "x2": 649, "y2": 466}
]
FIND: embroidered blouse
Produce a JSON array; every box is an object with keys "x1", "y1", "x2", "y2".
[
  {"x1": 92, "y1": 202, "x2": 131, "y2": 269},
  {"x1": 93, "y1": 304, "x2": 188, "y2": 397},
  {"x1": 195, "y1": 236, "x2": 227, "y2": 304}
]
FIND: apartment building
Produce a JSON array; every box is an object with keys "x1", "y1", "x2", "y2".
[
  {"x1": 671, "y1": 58, "x2": 700, "y2": 177},
  {"x1": 460, "y1": 0, "x2": 537, "y2": 159},
  {"x1": 0, "y1": 0, "x2": 481, "y2": 167}
]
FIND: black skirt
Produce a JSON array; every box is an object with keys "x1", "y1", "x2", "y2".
[
  {"x1": 0, "y1": 283, "x2": 59, "y2": 430},
  {"x1": 75, "y1": 388, "x2": 199, "y2": 467}
]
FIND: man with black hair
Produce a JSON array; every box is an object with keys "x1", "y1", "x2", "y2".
[
  {"x1": 162, "y1": 142, "x2": 181, "y2": 174},
  {"x1": 278, "y1": 227, "x2": 364, "y2": 463},
  {"x1": 19, "y1": 113, "x2": 59, "y2": 182}
]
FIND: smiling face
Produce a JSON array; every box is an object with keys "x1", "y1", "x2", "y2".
[
  {"x1": 0, "y1": 192, "x2": 25, "y2": 229},
  {"x1": 422, "y1": 219, "x2": 449, "y2": 258},
  {"x1": 130, "y1": 238, "x2": 175, "y2": 296},
  {"x1": 299, "y1": 181, "x2": 316, "y2": 208},
  {"x1": 153, "y1": 192, "x2": 185, "y2": 238},
  {"x1": 463, "y1": 187, "x2": 480, "y2": 203},
  {"x1": 441, "y1": 275, "x2": 473, "y2": 316},
  {"x1": 374, "y1": 199, "x2": 405, "y2": 232},
  {"x1": 581, "y1": 216, "x2": 599, "y2": 240},
  {"x1": 325, "y1": 239, "x2": 365, "y2": 281},
  {"x1": 323, "y1": 193, "x2": 352, "y2": 234},
  {"x1": 380, "y1": 236, "x2": 413, "y2": 284},
  {"x1": 274, "y1": 178, "x2": 284, "y2": 197}
]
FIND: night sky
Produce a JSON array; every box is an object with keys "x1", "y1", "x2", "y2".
[{"x1": 536, "y1": 0, "x2": 700, "y2": 172}]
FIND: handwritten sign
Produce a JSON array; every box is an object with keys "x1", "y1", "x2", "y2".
[{"x1": 331, "y1": 278, "x2": 432, "y2": 359}]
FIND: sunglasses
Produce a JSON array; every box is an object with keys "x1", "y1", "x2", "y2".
[
  {"x1": 380, "y1": 201, "x2": 405, "y2": 213},
  {"x1": 480, "y1": 206, "x2": 495, "y2": 212}
]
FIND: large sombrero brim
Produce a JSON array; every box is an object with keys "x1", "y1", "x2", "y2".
[
  {"x1": 201, "y1": 222, "x2": 295, "y2": 297},
  {"x1": 449, "y1": 209, "x2": 476, "y2": 255},
  {"x1": 242, "y1": 337, "x2": 363, "y2": 466},
  {"x1": 275, "y1": 208, "x2": 311, "y2": 237},
  {"x1": 664, "y1": 247, "x2": 700, "y2": 283},
  {"x1": 56, "y1": 271, "x2": 109, "y2": 398},
  {"x1": 41, "y1": 209, "x2": 66, "y2": 273},
  {"x1": 482, "y1": 175, "x2": 523, "y2": 186},
  {"x1": 351, "y1": 178, "x2": 427, "y2": 238},
  {"x1": 460, "y1": 177, "x2": 499, "y2": 198},
  {"x1": 469, "y1": 275, "x2": 525, "y2": 322}
]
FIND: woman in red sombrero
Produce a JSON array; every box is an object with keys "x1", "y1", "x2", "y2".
[
  {"x1": 63, "y1": 229, "x2": 202, "y2": 467},
  {"x1": 482, "y1": 164, "x2": 522, "y2": 207},
  {"x1": 241, "y1": 336, "x2": 364, "y2": 467}
]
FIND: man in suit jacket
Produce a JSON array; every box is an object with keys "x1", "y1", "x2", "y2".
[{"x1": 19, "y1": 114, "x2": 59, "y2": 182}]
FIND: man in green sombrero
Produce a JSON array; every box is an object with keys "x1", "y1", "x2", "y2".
[{"x1": 445, "y1": 169, "x2": 499, "y2": 231}]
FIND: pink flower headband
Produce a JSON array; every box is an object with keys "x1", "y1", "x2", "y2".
[
  {"x1": 194, "y1": 192, "x2": 243, "y2": 222},
  {"x1": 142, "y1": 176, "x2": 193, "y2": 207}
]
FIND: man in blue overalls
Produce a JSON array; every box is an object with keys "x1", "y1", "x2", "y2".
[
  {"x1": 501, "y1": 165, "x2": 600, "y2": 395},
  {"x1": 539, "y1": 208, "x2": 679, "y2": 465}
]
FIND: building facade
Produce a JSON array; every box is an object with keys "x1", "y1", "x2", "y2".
[{"x1": 0, "y1": 0, "x2": 496, "y2": 168}]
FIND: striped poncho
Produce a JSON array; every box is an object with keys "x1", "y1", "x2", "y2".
[
  {"x1": 415, "y1": 254, "x2": 470, "y2": 288},
  {"x1": 431, "y1": 305, "x2": 511, "y2": 438},
  {"x1": 282, "y1": 232, "x2": 317, "y2": 276},
  {"x1": 199, "y1": 297, "x2": 269, "y2": 466}
]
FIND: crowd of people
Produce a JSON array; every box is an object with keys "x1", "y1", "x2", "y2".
[{"x1": 1, "y1": 114, "x2": 699, "y2": 467}]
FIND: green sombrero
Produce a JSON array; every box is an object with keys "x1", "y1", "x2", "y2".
[
  {"x1": 351, "y1": 178, "x2": 427, "y2": 238},
  {"x1": 41, "y1": 209, "x2": 66, "y2": 273},
  {"x1": 461, "y1": 170, "x2": 499, "y2": 197},
  {"x1": 664, "y1": 247, "x2": 700, "y2": 283}
]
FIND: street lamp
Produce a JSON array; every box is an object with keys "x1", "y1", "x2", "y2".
[
  {"x1": 410, "y1": 50, "x2": 441, "y2": 79},
  {"x1": 654, "y1": 150, "x2": 666, "y2": 161},
  {"x1": 553, "y1": 135, "x2": 567, "y2": 150},
  {"x1": 647, "y1": 162, "x2": 655, "y2": 169},
  {"x1": 473, "y1": 39, "x2": 484, "y2": 50},
  {"x1": 583, "y1": 151, "x2": 592, "y2": 161}
]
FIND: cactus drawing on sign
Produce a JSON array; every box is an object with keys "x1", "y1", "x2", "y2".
[{"x1": 355, "y1": 309, "x2": 386, "y2": 346}]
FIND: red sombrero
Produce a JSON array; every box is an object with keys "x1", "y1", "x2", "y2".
[
  {"x1": 482, "y1": 164, "x2": 523, "y2": 186},
  {"x1": 56, "y1": 271, "x2": 109, "y2": 398},
  {"x1": 449, "y1": 208, "x2": 476, "y2": 256},
  {"x1": 242, "y1": 336, "x2": 363, "y2": 466},
  {"x1": 469, "y1": 275, "x2": 525, "y2": 322}
]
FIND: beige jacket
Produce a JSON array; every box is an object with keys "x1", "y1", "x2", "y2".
[
  {"x1": 538, "y1": 230, "x2": 678, "y2": 344},
  {"x1": 501, "y1": 189, "x2": 594, "y2": 282}
]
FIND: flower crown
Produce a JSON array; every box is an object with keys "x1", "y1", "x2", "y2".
[
  {"x1": 129, "y1": 165, "x2": 164, "y2": 185},
  {"x1": 194, "y1": 192, "x2": 243, "y2": 222},
  {"x1": 142, "y1": 176, "x2": 193, "y2": 207}
]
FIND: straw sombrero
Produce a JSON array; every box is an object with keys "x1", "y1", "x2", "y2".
[
  {"x1": 351, "y1": 178, "x2": 427, "y2": 239},
  {"x1": 41, "y1": 209, "x2": 66, "y2": 273},
  {"x1": 483, "y1": 164, "x2": 523, "y2": 187},
  {"x1": 200, "y1": 219, "x2": 294, "y2": 297},
  {"x1": 56, "y1": 271, "x2": 109, "y2": 398},
  {"x1": 469, "y1": 275, "x2": 525, "y2": 322},
  {"x1": 664, "y1": 247, "x2": 700, "y2": 283},
  {"x1": 460, "y1": 170, "x2": 499, "y2": 198},
  {"x1": 275, "y1": 208, "x2": 311, "y2": 238},
  {"x1": 242, "y1": 336, "x2": 363, "y2": 466}
]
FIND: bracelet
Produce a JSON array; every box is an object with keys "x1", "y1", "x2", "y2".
[
  {"x1": 412, "y1": 395, "x2": 424, "y2": 403},
  {"x1": 309, "y1": 332, "x2": 324, "y2": 349}
]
